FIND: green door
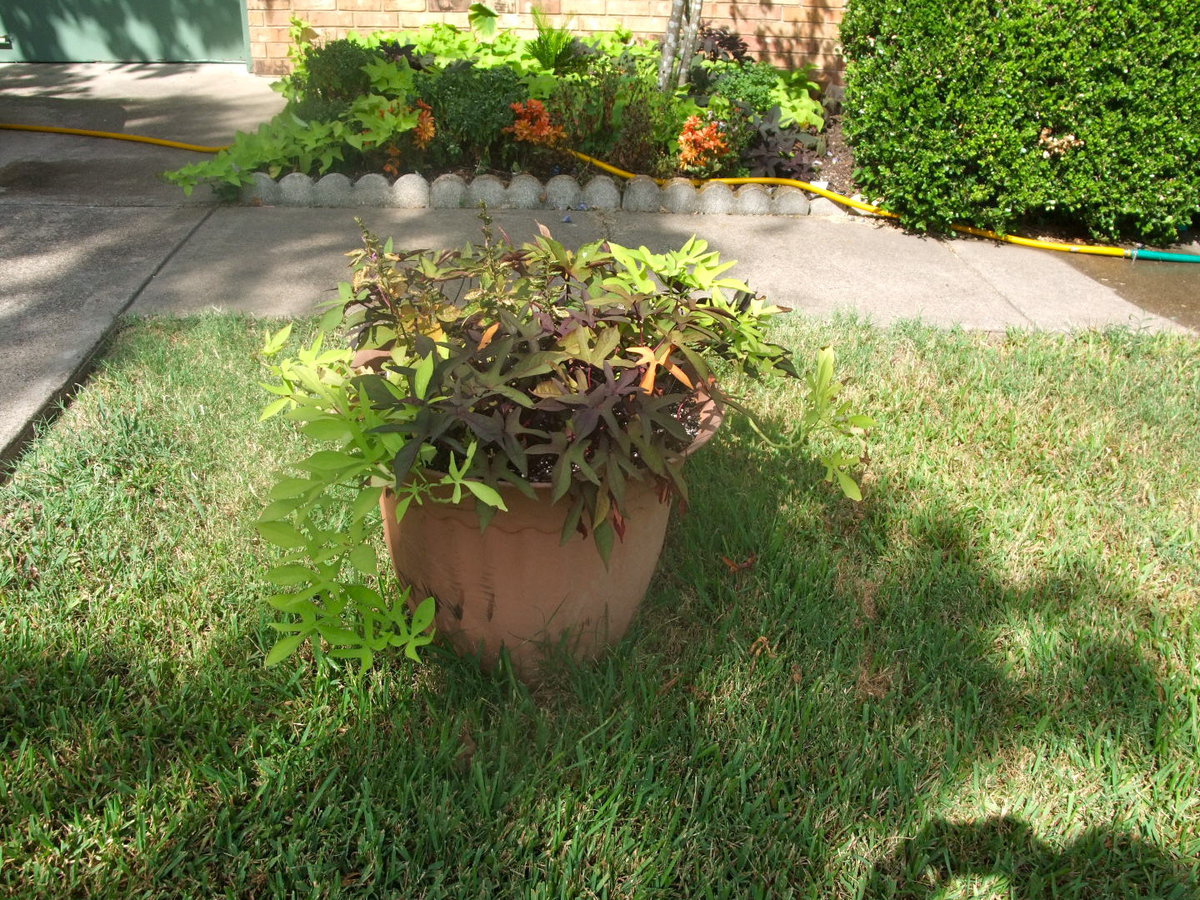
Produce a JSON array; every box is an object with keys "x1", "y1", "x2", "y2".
[{"x1": 0, "y1": 0, "x2": 249, "y2": 64}]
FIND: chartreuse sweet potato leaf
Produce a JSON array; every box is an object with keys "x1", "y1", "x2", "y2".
[
  {"x1": 256, "y1": 521, "x2": 307, "y2": 549},
  {"x1": 265, "y1": 634, "x2": 306, "y2": 666},
  {"x1": 265, "y1": 564, "x2": 317, "y2": 586},
  {"x1": 409, "y1": 595, "x2": 436, "y2": 634},
  {"x1": 351, "y1": 485, "x2": 385, "y2": 519},
  {"x1": 262, "y1": 323, "x2": 293, "y2": 356},
  {"x1": 348, "y1": 545, "x2": 378, "y2": 575},
  {"x1": 267, "y1": 477, "x2": 317, "y2": 501},
  {"x1": 260, "y1": 397, "x2": 291, "y2": 421},
  {"x1": 593, "y1": 519, "x2": 615, "y2": 567},
  {"x1": 464, "y1": 480, "x2": 507, "y2": 510},
  {"x1": 301, "y1": 417, "x2": 353, "y2": 442}
]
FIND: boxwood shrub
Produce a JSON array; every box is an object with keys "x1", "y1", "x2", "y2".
[{"x1": 841, "y1": 0, "x2": 1200, "y2": 244}]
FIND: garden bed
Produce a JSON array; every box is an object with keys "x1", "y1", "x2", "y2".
[{"x1": 168, "y1": 13, "x2": 836, "y2": 205}]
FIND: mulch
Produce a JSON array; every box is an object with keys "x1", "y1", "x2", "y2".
[{"x1": 811, "y1": 115, "x2": 859, "y2": 197}]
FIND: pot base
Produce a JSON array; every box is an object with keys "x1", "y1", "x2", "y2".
[{"x1": 381, "y1": 480, "x2": 672, "y2": 679}]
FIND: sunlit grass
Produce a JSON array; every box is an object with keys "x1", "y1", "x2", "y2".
[{"x1": 1, "y1": 315, "x2": 1197, "y2": 898}]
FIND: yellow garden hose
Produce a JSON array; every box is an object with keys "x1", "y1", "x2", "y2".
[
  {"x1": 2, "y1": 122, "x2": 1191, "y2": 261},
  {"x1": 0, "y1": 122, "x2": 230, "y2": 153},
  {"x1": 566, "y1": 150, "x2": 1139, "y2": 259},
  {"x1": 701, "y1": 174, "x2": 898, "y2": 219}
]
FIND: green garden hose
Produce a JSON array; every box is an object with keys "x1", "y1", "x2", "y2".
[
  {"x1": 1128, "y1": 248, "x2": 1200, "y2": 263},
  {"x1": 3, "y1": 121, "x2": 1197, "y2": 263}
]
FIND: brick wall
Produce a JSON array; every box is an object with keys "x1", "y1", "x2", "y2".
[{"x1": 246, "y1": 0, "x2": 845, "y2": 83}]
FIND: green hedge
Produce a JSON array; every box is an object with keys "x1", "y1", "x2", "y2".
[{"x1": 841, "y1": 0, "x2": 1200, "y2": 243}]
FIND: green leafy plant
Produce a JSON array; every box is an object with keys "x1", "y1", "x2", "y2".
[
  {"x1": 710, "y1": 61, "x2": 778, "y2": 115},
  {"x1": 255, "y1": 324, "x2": 442, "y2": 669},
  {"x1": 412, "y1": 63, "x2": 524, "y2": 169},
  {"x1": 696, "y1": 60, "x2": 823, "y2": 131},
  {"x1": 467, "y1": 2, "x2": 500, "y2": 42},
  {"x1": 548, "y1": 56, "x2": 685, "y2": 174},
  {"x1": 769, "y1": 67, "x2": 824, "y2": 129},
  {"x1": 842, "y1": 0, "x2": 1200, "y2": 241},
  {"x1": 280, "y1": 16, "x2": 320, "y2": 91},
  {"x1": 257, "y1": 215, "x2": 872, "y2": 669},
  {"x1": 165, "y1": 90, "x2": 419, "y2": 195},
  {"x1": 527, "y1": 6, "x2": 589, "y2": 75},
  {"x1": 297, "y1": 38, "x2": 382, "y2": 104},
  {"x1": 167, "y1": 38, "x2": 419, "y2": 196}
]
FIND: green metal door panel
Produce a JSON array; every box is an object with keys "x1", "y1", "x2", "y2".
[{"x1": 0, "y1": 0, "x2": 249, "y2": 63}]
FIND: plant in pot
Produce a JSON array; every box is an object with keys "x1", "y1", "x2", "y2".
[{"x1": 256, "y1": 214, "x2": 871, "y2": 676}]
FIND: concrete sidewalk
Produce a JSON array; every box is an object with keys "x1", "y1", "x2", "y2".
[
  {"x1": 128, "y1": 206, "x2": 1182, "y2": 336},
  {"x1": 0, "y1": 62, "x2": 285, "y2": 205},
  {"x1": 0, "y1": 62, "x2": 1195, "y2": 465}
]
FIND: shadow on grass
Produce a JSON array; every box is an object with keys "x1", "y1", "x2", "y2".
[
  {"x1": 594, "y1": 411, "x2": 1196, "y2": 893},
  {"x1": 3, "y1": 318, "x2": 1197, "y2": 895},
  {"x1": 865, "y1": 815, "x2": 1199, "y2": 899},
  {"x1": 0, "y1": 629, "x2": 478, "y2": 894}
]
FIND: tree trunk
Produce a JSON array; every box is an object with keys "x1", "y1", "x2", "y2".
[
  {"x1": 675, "y1": 0, "x2": 703, "y2": 88},
  {"x1": 657, "y1": 0, "x2": 686, "y2": 92}
]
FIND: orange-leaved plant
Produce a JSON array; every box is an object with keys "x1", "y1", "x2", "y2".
[
  {"x1": 414, "y1": 100, "x2": 436, "y2": 149},
  {"x1": 505, "y1": 99, "x2": 566, "y2": 147},
  {"x1": 678, "y1": 114, "x2": 729, "y2": 176}
]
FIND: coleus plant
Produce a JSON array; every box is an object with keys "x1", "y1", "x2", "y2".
[{"x1": 256, "y1": 213, "x2": 872, "y2": 668}]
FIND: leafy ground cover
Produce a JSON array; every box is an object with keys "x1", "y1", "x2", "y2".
[
  {"x1": 167, "y1": 14, "x2": 828, "y2": 198},
  {"x1": 2, "y1": 315, "x2": 1199, "y2": 897}
]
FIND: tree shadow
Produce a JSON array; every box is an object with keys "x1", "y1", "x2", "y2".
[
  {"x1": 726, "y1": 0, "x2": 845, "y2": 85},
  {"x1": 530, "y1": 402, "x2": 1195, "y2": 891},
  {"x1": 866, "y1": 815, "x2": 1199, "y2": 899},
  {"x1": 0, "y1": 0, "x2": 246, "y2": 64}
]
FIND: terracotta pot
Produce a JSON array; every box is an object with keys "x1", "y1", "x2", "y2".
[{"x1": 380, "y1": 395, "x2": 723, "y2": 677}]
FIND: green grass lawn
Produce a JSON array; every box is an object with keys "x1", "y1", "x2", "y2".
[{"x1": 2, "y1": 315, "x2": 1198, "y2": 898}]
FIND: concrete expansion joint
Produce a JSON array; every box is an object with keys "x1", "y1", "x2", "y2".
[{"x1": 241, "y1": 171, "x2": 848, "y2": 218}]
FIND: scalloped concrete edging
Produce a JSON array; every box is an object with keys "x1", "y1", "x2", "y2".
[{"x1": 241, "y1": 171, "x2": 873, "y2": 218}]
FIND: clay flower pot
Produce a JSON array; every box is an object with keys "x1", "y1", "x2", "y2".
[
  {"x1": 380, "y1": 395, "x2": 724, "y2": 677},
  {"x1": 256, "y1": 224, "x2": 867, "y2": 677}
]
